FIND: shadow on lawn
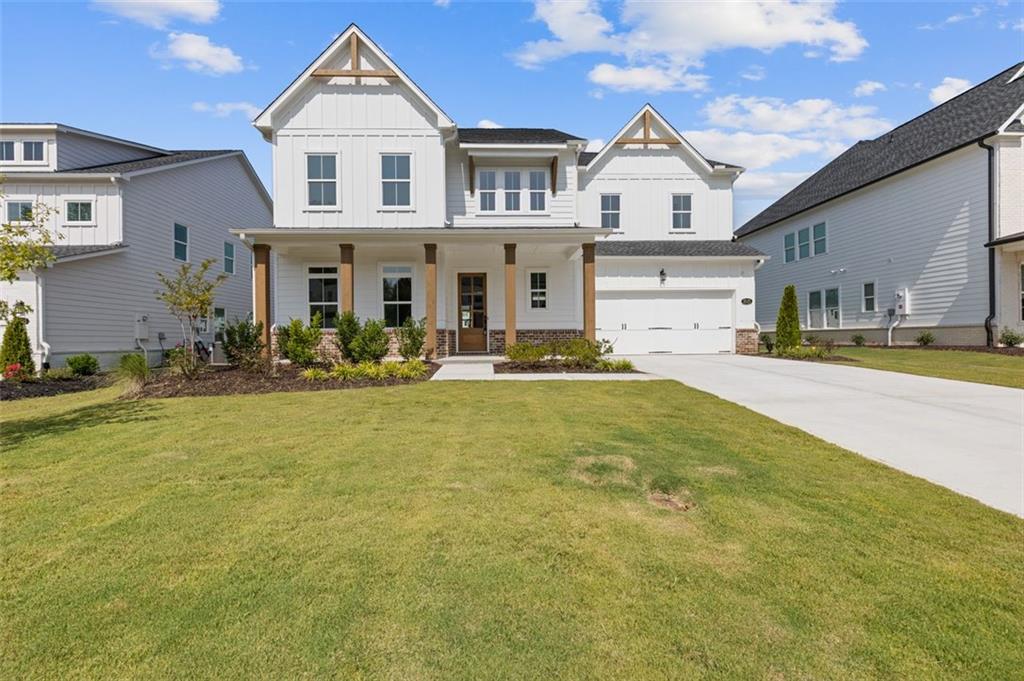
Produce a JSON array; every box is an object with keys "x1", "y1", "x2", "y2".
[{"x1": 1, "y1": 399, "x2": 159, "y2": 450}]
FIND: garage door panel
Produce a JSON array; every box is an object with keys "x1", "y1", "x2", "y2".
[{"x1": 596, "y1": 290, "x2": 734, "y2": 354}]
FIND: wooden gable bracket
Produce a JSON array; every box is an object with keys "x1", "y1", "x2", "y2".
[
  {"x1": 311, "y1": 33, "x2": 399, "y2": 79},
  {"x1": 550, "y1": 155, "x2": 558, "y2": 196},
  {"x1": 614, "y1": 110, "x2": 681, "y2": 147}
]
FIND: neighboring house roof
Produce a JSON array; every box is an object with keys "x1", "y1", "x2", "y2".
[
  {"x1": 736, "y1": 61, "x2": 1024, "y2": 238},
  {"x1": 0, "y1": 122, "x2": 167, "y2": 155},
  {"x1": 47, "y1": 243, "x2": 127, "y2": 262},
  {"x1": 457, "y1": 128, "x2": 585, "y2": 144},
  {"x1": 64, "y1": 150, "x2": 238, "y2": 174},
  {"x1": 596, "y1": 240, "x2": 765, "y2": 258}
]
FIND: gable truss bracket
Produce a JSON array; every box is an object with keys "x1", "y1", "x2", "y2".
[
  {"x1": 310, "y1": 33, "x2": 399, "y2": 79},
  {"x1": 614, "y1": 109, "x2": 681, "y2": 147}
]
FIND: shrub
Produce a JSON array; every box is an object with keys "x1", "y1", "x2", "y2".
[
  {"x1": 277, "y1": 314, "x2": 324, "y2": 367},
  {"x1": 0, "y1": 316, "x2": 35, "y2": 376},
  {"x1": 350, "y1": 319, "x2": 389, "y2": 363},
  {"x1": 396, "y1": 358, "x2": 428, "y2": 379},
  {"x1": 998, "y1": 328, "x2": 1024, "y2": 347},
  {"x1": 775, "y1": 285, "x2": 801, "y2": 352},
  {"x1": 44, "y1": 367, "x2": 76, "y2": 380},
  {"x1": 804, "y1": 335, "x2": 820, "y2": 346},
  {"x1": 355, "y1": 360, "x2": 389, "y2": 381},
  {"x1": 328, "y1": 363, "x2": 359, "y2": 381},
  {"x1": 117, "y1": 353, "x2": 150, "y2": 395},
  {"x1": 4, "y1": 362, "x2": 27, "y2": 381},
  {"x1": 223, "y1": 318, "x2": 266, "y2": 371},
  {"x1": 505, "y1": 342, "x2": 550, "y2": 365},
  {"x1": 396, "y1": 316, "x2": 427, "y2": 360},
  {"x1": 760, "y1": 333, "x2": 774, "y2": 353},
  {"x1": 915, "y1": 330, "x2": 935, "y2": 346},
  {"x1": 559, "y1": 338, "x2": 611, "y2": 369},
  {"x1": 334, "y1": 311, "x2": 361, "y2": 361},
  {"x1": 776, "y1": 345, "x2": 830, "y2": 360},
  {"x1": 597, "y1": 358, "x2": 635, "y2": 373},
  {"x1": 66, "y1": 353, "x2": 100, "y2": 376},
  {"x1": 165, "y1": 345, "x2": 192, "y2": 375},
  {"x1": 301, "y1": 367, "x2": 329, "y2": 382},
  {"x1": 851, "y1": 333, "x2": 866, "y2": 347}
]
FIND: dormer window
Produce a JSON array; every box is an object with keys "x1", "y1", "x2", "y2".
[
  {"x1": 0, "y1": 141, "x2": 13, "y2": 162},
  {"x1": 504, "y1": 171, "x2": 521, "y2": 211},
  {"x1": 529, "y1": 171, "x2": 546, "y2": 211},
  {"x1": 477, "y1": 167, "x2": 547, "y2": 214},
  {"x1": 479, "y1": 171, "x2": 496, "y2": 211},
  {"x1": 23, "y1": 141, "x2": 43, "y2": 162}
]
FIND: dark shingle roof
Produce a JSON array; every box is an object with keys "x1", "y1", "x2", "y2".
[
  {"x1": 47, "y1": 244, "x2": 127, "y2": 260},
  {"x1": 736, "y1": 62, "x2": 1024, "y2": 238},
  {"x1": 596, "y1": 240, "x2": 764, "y2": 257},
  {"x1": 577, "y1": 149, "x2": 741, "y2": 169},
  {"x1": 458, "y1": 128, "x2": 585, "y2": 144},
  {"x1": 65, "y1": 150, "x2": 238, "y2": 174}
]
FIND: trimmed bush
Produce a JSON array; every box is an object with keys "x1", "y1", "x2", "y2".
[
  {"x1": 505, "y1": 342, "x2": 550, "y2": 365},
  {"x1": 396, "y1": 358, "x2": 428, "y2": 379},
  {"x1": 998, "y1": 328, "x2": 1024, "y2": 347},
  {"x1": 775, "y1": 285, "x2": 801, "y2": 352},
  {"x1": 915, "y1": 331, "x2": 935, "y2": 347},
  {"x1": 559, "y1": 338, "x2": 610, "y2": 369},
  {"x1": 0, "y1": 317, "x2": 35, "y2": 376},
  {"x1": 277, "y1": 314, "x2": 324, "y2": 367},
  {"x1": 301, "y1": 367, "x2": 329, "y2": 382},
  {"x1": 334, "y1": 311, "x2": 361, "y2": 361},
  {"x1": 223, "y1": 318, "x2": 266, "y2": 371},
  {"x1": 851, "y1": 333, "x2": 867, "y2": 347},
  {"x1": 397, "y1": 316, "x2": 427, "y2": 360},
  {"x1": 350, "y1": 319, "x2": 389, "y2": 363},
  {"x1": 597, "y1": 358, "x2": 634, "y2": 373},
  {"x1": 776, "y1": 345, "x2": 829, "y2": 360},
  {"x1": 44, "y1": 367, "x2": 76, "y2": 380},
  {"x1": 66, "y1": 353, "x2": 100, "y2": 376},
  {"x1": 117, "y1": 353, "x2": 150, "y2": 396}
]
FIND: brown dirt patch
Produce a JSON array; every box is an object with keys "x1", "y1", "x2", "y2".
[
  {"x1": 571, "y1": 455, "x2": 636, "y2": 486},
  {"x1": 647, "y1": 490, "x2": 696, "y2": 512},
  {"x1": 0, "y1": 375, "x2": 109, "y2": 401}
]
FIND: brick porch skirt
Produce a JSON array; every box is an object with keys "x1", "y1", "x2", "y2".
[
  {"x1": 735, "y1": 329, "x2": 759, "y2": 355},
  {"x1": 486, "y1": 329, "x2": 584, "y2": 356},
  {"x1": 271, "y1": 327, "x2": 403, "y2": 361}
]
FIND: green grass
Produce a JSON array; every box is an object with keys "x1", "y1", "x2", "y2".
[
  {"x1": 833, "y1": 347, "x2": 1024, "y2": 388},
  {"x1": 3, "y1": 383, "x2": 1022, "y2": 679}
]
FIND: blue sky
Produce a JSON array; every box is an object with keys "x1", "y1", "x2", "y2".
[{"x1": 2, "y1": 1, "x2": 1022, "y2": 227}]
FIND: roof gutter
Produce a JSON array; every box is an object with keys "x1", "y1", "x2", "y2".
[{"x1": 978, "y1": 139, "x2": 997, "y2": 347}]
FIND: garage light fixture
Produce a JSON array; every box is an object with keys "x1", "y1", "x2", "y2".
[{"x1": 659, "y1": 268, "x2": 667, "y2": 286}]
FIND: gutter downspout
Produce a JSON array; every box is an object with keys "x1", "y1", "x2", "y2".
[
  {"x1": 36, "y1": 270, "x2": 51, "y2": 371},
  {"x1": 978, "y1": 139, "x2": 996, "y2": 347},
  {"x1": 887, "y1": 312, "x2": 902, "y2": 347}
]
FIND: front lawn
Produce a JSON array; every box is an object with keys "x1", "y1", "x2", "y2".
[
  {"x1": 833, "y1": 346, "x2": 1023, "y2": 389},
  {"x1": 3, "y1": 383, "x2": 1022, "y2": 678}
]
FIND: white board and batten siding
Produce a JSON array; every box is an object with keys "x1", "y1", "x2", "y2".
[
  {"x1": 0, "y1": 180, "x2": 122, "y2": 246},
  {"x1": 742, "y1": 145, "x2": 990, "y2": 332}
]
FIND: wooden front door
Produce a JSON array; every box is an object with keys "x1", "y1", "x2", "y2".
[{"x1": 458, "y1": 273, "x2": 487, "y2": 352}]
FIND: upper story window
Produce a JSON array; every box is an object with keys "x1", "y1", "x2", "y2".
[
  {"x1": 529, "y1": 271, "x2": 547, "y2": 309},
  {"x1": 173, "y1": 223, "x2": 189, "y2": 262},
  {"x1": 382, "y1": 265, "x2": 413, "y2": 327},
  {"x1": 381, "y1": 153, "x2": 411, "y2": 207},
  {"x1": 600, "y1": 194, "x2": 620, "y2": 230},
  {"x1": 784, "y1": 233, "x2": 795, "y2": 263},
  {"x1": 308, "y1": 266, "x2": 339, "y2": 328},
  {"x1": 477, "y1": 168, "x2": 547, "y2": 214},
  {"x1": 65, "y1": 201, "x2": 93, "y2": 224},
  {"x1": 784, "y1": 222, "x2": 827, "y2": 263},
  {"x1": 0, "y1": 141, "x2": 13, "y2": 161},
  {"x1": 307, "y1": 154, "x2": 337, "y2": 207},
  {"x1": 224, "y1": 242, "x2": 235, "y2": 274},
  {"x1": 504, "y1": 171, "x2": 521, "y2": 211},
  {"x1": 6, "y1": 201, "x2": 33, "y2": 223},
  {"x1": 671, "y1": 194, "x2": 692, "y2": 230},
  {"x1": 812, "y1": 222, "x2": 827, "y2": 255},
  {"x1": 23, "y1": 141, "x2": 43, "y2": 162},
  {"x1": 529, "y1": 171, "x2": 546, "y2": 211},
  {"x1": 479, "y1": 171, "x2": 496, "y2": 211}
]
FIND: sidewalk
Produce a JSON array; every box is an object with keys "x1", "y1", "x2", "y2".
[{"x1": 431, "y1": 356, "x2": 655, "y2": 381}]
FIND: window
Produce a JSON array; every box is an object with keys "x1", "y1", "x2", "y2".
[
  {"x1": 223, "y1": 242, "x2": 235, "y2": 274},
  {"x1": 529, "y1": 170, "x2": 546, "y2": 211},
  {"x1": 6, "y1": 201, "x2": 33, "y2": 223},
  {"x1": 600, "y1": 194, "x2": 620, "y2": 230},
  {"x1": 381, "y1": 153, "x2": 411, "y2": 207},
  {"x1": 308, "y1": 266, "x2": 339, "y2": 328},
  {"x1": 65, "y1": 201, "x2": 93, "y2": 224},
  {"x1": 307, "y1": 154, "x2": 337, "y2": 207},
  {"x1": 862, "y1": 282, "x2": 876, "y2": 312},
  {"x1": 813, "y1": 222, "x2": 827, "y2": 255},
  {"x1": 671, "y1": 194, "x2": 692, "y2": 230},
  {"x1": 503, "y1": 171, "x2": 521, "y2": 211},
  {"x1": 479, "y1": 171, "x2": 496, "y2": 211},
  {"x1": 1020, "y1": 264, "x2": 1024, "y2": 321},
  {"x1": 23, "y1": 141, "x2": 43, "y2": 162},
  {"x1": 213, "y1": 307, "x2": 227, "y2": 343},
  {"x1": 382, "y1": 265, "x2": 413, "y2": 327},
  {"x1": 173, "y1": 223, "x2": 188, "y2": 261},
  {"x1": 784, "y1": 232, "x2": 795, "y2": 263},
  {"x1": 809, "y1": 288, "x2": 840, "y2": 329},
  {"x1": 0, "y1": 141, "x2": 13, "y2": 161},
  {"x1": 797, "y1": 227, "x2": 810, "y2": 260},
  {"x1": 529, "y1": 271, "x2": 547, "y2": 309}
]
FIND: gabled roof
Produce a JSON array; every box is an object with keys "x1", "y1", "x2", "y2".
[
  {"x1": 458, "y1": 128, "x2": 585, "y2": 144},
  {"x1": 46, "y1": 243, "x2": 128, "y2": 262},
  {"x1": 596, "y1": 240, "x2": 764, "y2": 258},
  {"x1": 736, "y1": 60, "x2": 1024, "y2": 238},
  {"x1": 64, "y1": 150, "x2": 236, "y2": 174},
  {"x1": 253, "y1": 24, "x2": 454, "y2": 137},
  {"x1": 0, "y1": 123, "x2": 167, "y2": 155}
]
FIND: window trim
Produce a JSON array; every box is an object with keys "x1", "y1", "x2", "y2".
[
  {"x1": 223, "y1": 241, "x2": 235, "y2": 275},
  {"x1": 213, "y1": 306, "x2": 227, "y2": 343},
  {"x1": 173, "y1": 222, "x2": 189, "y2": 262},
  {"x1": 526, "y1": 268, "x2": 549, "y2": 311},
  {"x1": 1019, "y1": 263, "x2": 1024, "y2": 322},
  {"x1": 784, "y1": 232, "x2": 795, "y2": 263},
  {"x1": 670, "y1": 193, "x2": 693, "y2": 231},
  {"x1": 600, "y1": 193, "x2": 621, "y2": 231},
  {"x1": 379, "y1": 151, "x2": 415, "y2": 212},
  {"x1": 5, "y1": 199, "x2": 35, "y2": 225},
  {"x1": 785, "y1": 221, "x2": 827, "y2": 263},
  {"x1": 63, "y1": 199, "x2": 96, "y2": 226},
  {"x1": 474, "y1": 166, "x2": 549, "y2": 215},
  {"x1": 0, "y1": 140, "x2": 14, "y2": 162},
  {"x1": 807, "y1": 286, "x2": 842, "y2": 330},
  {"x1": 304, "y1": 151, "x2": 340, "y2": 212},
  {"x1": 379, "y1": 261, "x2": 415, "y2": 328},
  {"x1": 21, "y1": 140, "x2": 46, "y2": 165},
  {"x1": 306, "y1": 264, "x2": 340, "y2": 329},
  {"x1": 861, "y1": 280, "x2": 877, "y2": 313}
]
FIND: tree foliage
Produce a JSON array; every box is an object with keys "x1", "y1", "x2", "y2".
[
  {"x1": 155, "y1": 258, "x2": 226, "y2": 377},
  {"x1": 775, "y1": 284, "x2": 802, "y2": 352},
  {"x1": 0, "y1": 316, "x2": 35, "y2": 376},
  {"x1": 0, "y1": 189, "x2": 60, "y2": 322}
]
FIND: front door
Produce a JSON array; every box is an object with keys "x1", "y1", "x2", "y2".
[{"x1": 458, "y1": 273, "x2": 487, "y2": 352}]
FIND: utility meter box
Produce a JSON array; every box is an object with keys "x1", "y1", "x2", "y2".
[
  {"x1": 134, "y1": 314, "x2": 150, "y2": 340},
  {"x1": 894, "y1": 288, "x2": 911, "y2": 316}
]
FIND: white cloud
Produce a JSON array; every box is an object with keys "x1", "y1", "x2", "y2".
[
  {"x1": 918, "y1": 4, "x2": 985, "y2": 30},
  {"x1": 585, "y1": 138, "x2": 605, "y2": 152},
  {"x1": 683, "y1": 129, "x2": 825, "y2": 170},
  {"x1": 929, "y1": 76, "x2": 972, "y2": 105},
  {"x1": 740, "y1": 65, "x2": 766, "y2": 81},
  {"x1": 733, "y1": 170, "x2": 811, "y2": 199},
  {"x1": 92, "y1": 0, "x2": 220, "y2": 29},
  {"x1": 702, "y1": 95, "x2": 891, "y2": 139},
  {"x1": 998, "y1": 18, "x2": 1024, "y2": 31},
  {"x1": 476, "y1": 119, "x2": 503, "y2": 129},
  {"x1": 434, "y1": 0, "x2": 451, "y2": 6},
  {"x1": 514, "y1": 0, "x2": 616, "y2": 70},
  {"x1": 588, "y1": 63, "x2": 708, "y2": 93},
  {"x1": 152, "y1": 32, "x2": 244, "y2": 75},
  {"x1": 853, "y1": 80, "x2": 886, "y2": 97},
  {"x1": 192, "y1": 101, "x2": 260, "y2": 119}
]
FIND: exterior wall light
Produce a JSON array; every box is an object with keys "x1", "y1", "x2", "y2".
[{"x1": 659, "y1": 268, "x2": 667, "y2": 286}]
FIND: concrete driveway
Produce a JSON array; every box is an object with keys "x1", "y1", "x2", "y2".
[{"x1": 631, "y1": 354, "x2": 1024, "y2": 517}]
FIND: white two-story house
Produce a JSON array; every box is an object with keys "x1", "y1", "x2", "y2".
[
  {"x1": 736, "y1": 62, "x2": 1024, "y2": 347},
  {"x1": 235, "y1": 25, "x2": 763, "y2": 358},
  {"x1": 0, "y1": 123, "x2": 273, "y2": 368}
]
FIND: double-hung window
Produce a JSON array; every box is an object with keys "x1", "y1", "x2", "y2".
[
  {"x1": 173, "y1": 223, "x2": 188, "y2": 261},
  {"x1": 479, "y1": 171, "x2": 496, "y2": 212},
  {"x1": 529, "y1": 271, "x2": 547, "y2": 309},
  {"x1": 786, "y1": 223, "x2": 827, "y2": 263},
  {"x1": 382, "y1": 265, "x2": 413, "y2": 327},
  {"x1": 809, "y1": 288, "x2": 840, "y2": 328},
  {"x1": 600, "y1": 194, "x2": 620, "y2": 230},
  {"x1": 23, "y1": 141, "x2": 43, "y2": 162},
  {"x1": 784, "y1": 233, "x2": 796, "y2": 263},
  {"x1": 308, "y1": 266, "x2": 339, "y2": 328},
  {"x1": 223, "y1": 242, "x2": 235, "y2": 274},
  {"x1": 797, "y1": 228, "x2": 811, "y2": 260},
  {"x1": 381, "y1": 154, "x2": 411, "y2": 207},
  {"x1": 6, "y1": 201, "x2": 33, "y2": 223},
  {"x1": 504, "y1": 171, "x2": 522, "y2": 211},
  {"x1": 813, "y1": 222, "x2": 827, "y2": 255},
  {"x1": 0, "y1": 141, "x2": 13, "y2": 161},
  {"x1": 862, "y1": 282, "x2": 876, "y2": 312},
  {"x1": 213, "y1": 307, "x2": 227, "y2": 343},
  {"x1": 671, "y1": 194, "x2": 692, "y2": 230},
  {"x1": 307, "y1": 154, "x2": 337, "y2": 207},
  {"x1": 529, "y1": 171, "x2": 546, "y2": 211},
  {"x1": 66, "y1": 201, "x2": 93, "y2": 224}
]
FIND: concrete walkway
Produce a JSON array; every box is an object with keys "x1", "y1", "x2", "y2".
[
  {"x1": 630, "y1": 354, "x2": 1024, "y2": 517},
  {"x1": 431, "y1": 356, "x2": 655, "y2": 381}
]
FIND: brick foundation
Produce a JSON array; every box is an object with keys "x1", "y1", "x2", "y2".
[
  {"x1": 271, "y1": 327, "x2": 403, "y2": 361},
  {"x1": 486, "y1": 328, "x2": 584, "y2": 355},
  {"x1": 434, "y1": 328, "x2": 456, "y2": 358}
]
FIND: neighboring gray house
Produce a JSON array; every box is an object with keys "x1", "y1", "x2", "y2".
[
  {"x1": 736, "y1": 62, "x2": 1024, "y2": 346},
  {"x1": 0, "y1": 124, "x2": 273, "y2": 368}
]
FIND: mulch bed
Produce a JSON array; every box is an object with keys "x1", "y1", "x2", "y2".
[
  {"x1": 135, "y1": 363, "x2": 441, "y2": 399},
  {"x1": 1, "y1": 375, "x2": 109, "y2": 401},
  {"x1": 495, "y1": 362, "x2": 640, "y2": 374},
  {"x1": 862, "y1": 345, "x2": 1024, "y2": 357}
]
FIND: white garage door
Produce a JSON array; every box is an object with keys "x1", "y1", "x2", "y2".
[{"x1": 596, "y1": 290, "x2": 734, "y2": 354}]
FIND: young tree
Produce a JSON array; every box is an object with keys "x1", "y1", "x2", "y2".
[
  {"x1": 0, "y1": 189, "x2": 60, "y2": 322},
  {"x1": 775, "y1": 284, "x2": 802, "y2": 352},
  {"x1": 0, "y1": 316, "x2": 35, "y2": 376},
  {"x1": 155, "y1": 258, "x2": 226, "y2": 377}
]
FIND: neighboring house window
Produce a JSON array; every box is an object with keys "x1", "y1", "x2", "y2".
[
  {"x1": 382, "y1": 265, "x2": 413, "y2": 327},
  {"x1": 784, "y1": 233, "x2": 795, "y2": 263},
  {"x1": 0, "y1": 141, "x2": 13, "y2": 161},
  {"x1": 479, "y1": 171, "x2": 496, "y2": 212},
  {"x1": 504, "y1": 171, "x2": 522, "y2": 211},
  {"x1": 308, "y1": 266, "x2": 339, "y2": 328},
  {"x1": 813, "y1": 222, "x2": 827, "y2": 255},
  {"x1": 173, "y1": 223, "x2": 188, "y2": 261},
  {"x1": 1020, "y1": 264, "x2": 1024, "y2": 321},
  {"x1": 529, "y1": 271, "x2": 547, "y2": 309},
  {"x1": 797, "y1": 227, "x2": 810, "y2": 260},
  {"x1": 671, "y1": 194, "x2": 692, "y2": 230},
  {"x1": 862, "y1": 282, "x2": 876, "y2": 312},
  {"x1": 307, "y1": 154, "x2": 337, "y2": 207},
  {"x1": 223, "y1": 242, "x2": 235, "y2": 274},
  {"x1": 23, "y1": 141, "x2": 43, "y2": 161},
  {"x1": 381, "y1": 153, "x2": 411, "y2": 207},
  {"x1": 601, "y1": 194, "x2": 620, "y2": 230},
  {"x1": 213, "y1": 307, "x2": 227, "y2": 343},
  {"x1": 809, "y1": 288, "x2": 840, "y2": 328},
  {"x1": 6, "y1": 201, "x2": 33, "y2": 222},
  {"x1": 65, "y1": 201, "x2": 93, "y2": 224},
  {"x1": 529, "y1": 170, "x2": 546, "y2": 211}
]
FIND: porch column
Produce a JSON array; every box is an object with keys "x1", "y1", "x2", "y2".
[
  {"x1": 424, "y1": 243, "x2": 437, "y2": 358},
  {"x1": 339, "y1": 243, "x2": 354, "y2": 313},
  {"x1": 504, "y1": 243, "x2": 517, "y2": 347},
  {"x1": 582, "y1": 242, "x2": 596, "y2": 341},
  {"x1": 253, "y1": 243, "x2": 272, "y2": 353}
]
